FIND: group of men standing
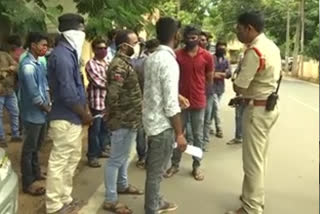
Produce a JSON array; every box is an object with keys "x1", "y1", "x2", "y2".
[{"x1": 0, "y1": 9, "x2": 281, "y2": 214}]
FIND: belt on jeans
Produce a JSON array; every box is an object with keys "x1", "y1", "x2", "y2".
[{"x1": 244, "y1": 98, "x2": 267, "y2": 106}]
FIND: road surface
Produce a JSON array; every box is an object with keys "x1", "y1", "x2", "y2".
[{"x1": 72, "y1": 77, "x2": 319, "y2": 214}]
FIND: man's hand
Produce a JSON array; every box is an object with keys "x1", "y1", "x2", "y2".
[
  {"x1": 178, "y1": 95, "x2": 190, "y2": 109},
  {"x1": 8, "y1": 65, "x2": 16, "y2": 72},
  {"x1": 39, "y1": 104, "x2": 51, "y2": 113},
  {"x1": 176, "y1": 134, "x2": 187, "y2": 152},
  {"x1": 81, "y1": 112, "x2": 93, "y2": 125},
  {"x1": 103, "y1": 109, "x2": 109, "y2": 122},
  {"x1": 214, "y1": 72, "x2": 226, "y2": 79}
]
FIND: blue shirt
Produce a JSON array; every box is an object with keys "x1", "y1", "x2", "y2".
[
  {"x1": 48, "y1": 40, "x2": 87, "y2": 125},
  {"x1": 19, "y1": 52, "x2": 49, "y2": 124},
  {"x1": 208, "y1": 55, "x2": 231, "y2": 95}
]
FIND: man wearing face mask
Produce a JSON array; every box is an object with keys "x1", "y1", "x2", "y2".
[
  {"x1": 46, "y1": 13, "x2": 92, "y2": 214},
  {"x1": 165, "y1": 25, "x2": 214, "y2": 181},
  {"x1": 85, "y1": 38, "x2": 110, "y2": 168},
  {"x1": 103, "y1": 29, "x2": 143, "y2": 214},
  {"x1": 199, "y1": 31, "x2": 209, "y2": 50},
  {"x1": 19, "y1": 32, "x2": 50, "y2": 196},
  {"x1": 206, "y1": 41, "x2": 232, "y2": 140}
]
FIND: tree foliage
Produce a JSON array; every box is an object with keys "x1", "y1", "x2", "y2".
[
  {"x1": 0, "y1": 0, "x2": 62, "y2": 36},
  {"x1": 74, "y1": 0, "x2": 162, "y2": 39},
  {"x1": 207, "y1": 0, "x2": 318, "y2": 60}
]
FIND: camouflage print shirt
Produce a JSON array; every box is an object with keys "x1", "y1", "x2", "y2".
[
  {"x1": 106, "y1": 52, "x2": 143, "y2": 131},
  {"x1": 0, "y1": 51, "x2": 18, "y2": 96}
]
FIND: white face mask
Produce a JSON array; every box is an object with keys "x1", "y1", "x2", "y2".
[
  {"x1": 124, "y1": 43, "x2": 140, "y2": 59},
  {"x1": 62, "y1": 30, "x2": 86, "y2": 60},
  {"x1": 132, "y1": 43, "x2": 140, "y2": 59}
]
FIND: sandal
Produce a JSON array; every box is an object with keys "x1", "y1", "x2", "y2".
[
  {"x1": 103, "y1": 201, "x2": 133, "y2": 214},
  {"x1": 88, "y1": 159, "x2": 101, "y2": 168},
  {"x1": 118, "y1": 184, "x2": 144, "y2": 195},
  {"x1": 24, "y1": 183, "x2": 46, "y2": 196},
  {"x1": 192, "y1": 168, "x2": 204, "y2": 181},
  {"x1": 136, "y1": 160, "x2": 145, "y2": 169},
  {"x1": 36, "y1": 171, "x2": 47, "y2": 181},
  {"x1": 164, "y1": 166, "x2": 179, "y2": 178}
]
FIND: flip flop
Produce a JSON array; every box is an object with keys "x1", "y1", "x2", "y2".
[
  {"x1": 192, "y1": 168, "x2": 205, "y2": 181},
  {"x1": 118, "y1": 184, "x2": 144, "y2": 195}
]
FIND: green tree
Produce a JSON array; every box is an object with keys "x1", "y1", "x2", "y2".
[
  {"x1": 74, "y1": 0, "x2": 162, "y2": 39},
  {"x1": 0, "y1": 0, "x2": 62, "y2": 36}
]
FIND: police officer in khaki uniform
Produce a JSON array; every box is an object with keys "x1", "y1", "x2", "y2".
[{"x1": 226, "y1": 12, "x2": 281, "y2": 214}]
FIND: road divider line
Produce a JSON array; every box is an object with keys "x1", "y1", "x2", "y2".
[{"x1": 288, "y1": 96, "x2": 319, "y2": 113}]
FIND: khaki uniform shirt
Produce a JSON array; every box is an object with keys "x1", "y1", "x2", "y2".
[
  {"x1": 234, "y1": 33, "x2": 281, "y2": 100},
  {"x1": 0, "y1": 51, "x2": 18, "y2": 96},
  {"x1": 105, "y1": 52, "x2": 143, "y2": 131}
]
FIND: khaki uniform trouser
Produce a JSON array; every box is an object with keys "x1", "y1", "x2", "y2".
[
  {"x1": 241, "y1": 104, "x2": 279, "y2": 214},
  {"x1": 45, "y1": 120, "x2": 83, "y2": 213}
]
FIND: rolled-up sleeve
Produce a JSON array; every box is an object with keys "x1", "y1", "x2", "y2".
[
  {"x1": 160, "y1": 59, "x2": 181, "y2": 118},
  {"x1": 234, "y1": 49, "x2": 259, "y2": 89},
  {"x1": 49, "y1": 54, "x2": 81, "y2": 108},
  {"x1": 21, "y1": 64, "x2": 44, "y2": 105}
]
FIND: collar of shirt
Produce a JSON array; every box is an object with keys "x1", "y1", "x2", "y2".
[
  {"x1": 93, "y1": 57, "x2": 107, "y2": 66},
  {"x1": 157, "y1": 45, "x2": 176, "y2": 58},
  {"x1": 60, "y1": 39, "x2": 77, "y2": 53},
  {"x1": 181, "y1": 46, "x2": 206, "y2": 58},
  {"x1": 26, "y1": 52, "x2": 40, "y2": 65},
  {"x1": 249, "y1": 33, "x2": 266, "y2": 47},
  {"x1": 116, "y1": 52, "x2": 132, "y2": 65}
]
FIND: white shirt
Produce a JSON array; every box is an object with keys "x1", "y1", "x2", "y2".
[{"x1": 143, "y1": 45, "x2": 181, "y2": 136}]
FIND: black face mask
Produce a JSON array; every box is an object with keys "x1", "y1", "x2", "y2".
[
  {"x1": 185, "y1": 40, "x2": 199, "y2": 50},
  {"x1": 216, "y1": 48, "x2": 226, "y2": 57}
]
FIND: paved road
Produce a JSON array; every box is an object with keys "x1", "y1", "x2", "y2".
[{"x1": 73, "y1": 77, "x2": 319, "y2": 214}]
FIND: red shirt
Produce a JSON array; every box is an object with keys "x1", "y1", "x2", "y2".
[{"x1": 176, "y1": 47, "x2": 214, "y2": 109}]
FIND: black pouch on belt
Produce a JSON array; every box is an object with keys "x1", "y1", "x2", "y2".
[
  {"x1": 266, "y1": 75, "x2": 282, "y2": 111},
  {"x1": 266, "y1": 93, "x2": 278, "y2": 111}
]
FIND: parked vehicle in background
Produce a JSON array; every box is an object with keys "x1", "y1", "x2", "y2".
[
  {"x1": 281, "y1": 57, "x2": 293, "y2": 71},
  {"x1": 0, "y1": 148, "x2": 18, "y2": 214}
]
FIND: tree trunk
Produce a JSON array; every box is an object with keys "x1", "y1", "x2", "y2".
[
  {"x1": 285, "y1": 5, "x2": 291, "y2": 74},
  {"x1": 299, "y1": 0, "x2": 305, "y2": 77},
  {"x1": 292, "y1": 1, "x2": 301, "y2": 76}
]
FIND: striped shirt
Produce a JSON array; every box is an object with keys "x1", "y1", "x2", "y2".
[{"x1": 85, "y1": 58, "x2": 108, "y2": 111}]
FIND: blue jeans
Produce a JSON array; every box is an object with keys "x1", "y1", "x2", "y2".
[
  {"x1": 235, "y1": 102, "x2": 245, "y2": 140},
  {"x1": 136, "y1": 127, "x2": 147, "y2": 161},
  {"x1": 203, "y1": 94, "x2": 215, "y2": 146},
  {"x1": 87, "y1": 109, "x2": 109, "y2": 160},
  {"x1": 0, "y1": 93, "x2": 20, "y2": 139},
  {"x1": 210, "y1": 93, "x2": 223, "y2": 132},
  {"x1": 145, "y1": 128, "x2": 174, "y2": 214},
  {"x1": 105, "y1": 128, "x2": 137, "y2": 202},
  {"x1": 171, "y1": 109, "x2": 205, "y2": 169}
]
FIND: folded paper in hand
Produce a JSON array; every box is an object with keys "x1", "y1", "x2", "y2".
[{"x1": 174, "y1": 143, "x2": 203, "y2": 159}]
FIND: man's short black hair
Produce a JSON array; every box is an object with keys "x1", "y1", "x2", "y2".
[
  {"x1": 7, "y1": 35, "x2": 22, "y2": 47},
  {"x1": 25, "y1": 32, "x2": 48, "y2": 49},
  {"x1": 145, "y1": 39, "x2": 160, "y2": 50},
  {"x1": 216, "y1": 41, "x2": 227, "y2": 48},
  {"x1": 108, "y1": 29, "x2": 120, "y2": 41},
  {"x1": 91, "y1": 37, "x2": 107, "y2": 49},
  {"x1": 183, "y1": 25, "x2": 201, "y2": 38},
  {"x1": 200, "y1": 31, "x2": 209, "y2": 39},
  {"x1": 115, "y1": 29, "x2": 135, "y2": 49},
  {"x1": 237, "y1": 11, "x2": 264, "y2": 33},
  {"x1": 156, "y1": 17, "x2": 180, "y2": 44}
]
